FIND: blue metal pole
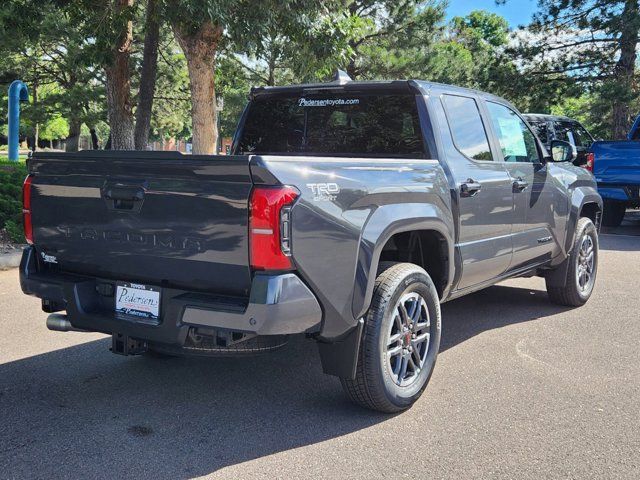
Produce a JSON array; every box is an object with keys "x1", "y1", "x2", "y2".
[{"x1": 8, "y1": 80, "x2": 29, "y2": 162}]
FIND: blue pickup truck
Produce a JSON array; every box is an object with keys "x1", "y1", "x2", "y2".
[
  {"x1": 525, "y1": 113, "x2": 639, "y2": 227},
  {"x1": 591, "y1": 117, "x2": 640, "y2": 227}
]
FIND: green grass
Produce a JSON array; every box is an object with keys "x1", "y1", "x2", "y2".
[
  {"x1": 0, "y1": 159, "x2": 28, "y2": 243},
  {"x1": 0, "y1": 155, "x2": 27, "y2": 163}
]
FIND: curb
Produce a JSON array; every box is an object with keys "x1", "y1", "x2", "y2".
[{"x1": 0, "y1": 251, "x2": 22, "y2": 270}]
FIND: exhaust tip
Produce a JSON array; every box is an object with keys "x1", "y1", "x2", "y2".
[{"x1": 46, "y1": 313, "x2": 86, "y2": 332}]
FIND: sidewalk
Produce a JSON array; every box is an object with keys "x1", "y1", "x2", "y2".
[
  {"x1": 0, "y1": 244, "x2": 25, "y2": 270},
  {"x1": 0, "y1": 227, "x2": 25, "y2": 269}
]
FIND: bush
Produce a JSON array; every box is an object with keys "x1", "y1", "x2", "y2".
[
  {"x1": 0, "y1": 161, "x2": 28, "y2": 244},
  {"x1": 4, "y1": 219, "x2": 24, "y2": 243}
]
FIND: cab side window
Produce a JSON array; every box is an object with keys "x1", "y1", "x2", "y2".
[
  {"x1": 487, "y1": 102, "x2": 540, "y2": 163},
  {"x1": 529, "y1": 121, "x2": 549, "y2": 144},
  {"x1": 442, "y1": 95, "x2": 493, "y2": 161}
]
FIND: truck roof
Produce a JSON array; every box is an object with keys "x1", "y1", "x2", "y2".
[
  {"x1": 522, "y1": 113, "x2": 577, "y2": 123},
  {"x1": 249, "y1": 71, "x2": 513, "y2": 107}
]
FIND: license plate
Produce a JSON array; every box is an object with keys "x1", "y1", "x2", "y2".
[{"x1": 115, "y1": 282, "x2": 160, "y2": 320}]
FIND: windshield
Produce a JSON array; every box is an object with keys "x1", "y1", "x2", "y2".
[{"x1": 236, "y1": 93, "x2": 426, "y2": 158}]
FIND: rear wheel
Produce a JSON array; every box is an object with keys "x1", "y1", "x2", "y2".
[
  {"x1": 341, "y1": 262, "x2": 441, "y2": 413},
  {"x1": 602, "y1": 200, "x2": 626, "y2": 227},
  {"x1": 546, "y1": 217, "x2": 598, "y2": 307}
]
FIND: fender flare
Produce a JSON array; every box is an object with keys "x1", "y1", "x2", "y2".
[
  {"x1": 350, "y1": 202, "x2": 455, "y2": 320},
  {"x1": 564, "y1": 186, "x2": 602, "y2": 254}
]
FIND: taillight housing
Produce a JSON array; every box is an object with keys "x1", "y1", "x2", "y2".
[
  {"x1": 22, "y1": 175, "x2": 34, "y2": 245},
  {"x1": 249, "y1": 186, "x2": 299, "y2": 271},
  {"x1": 585, "y1": 152, "x2": 594, "y2": 172}
]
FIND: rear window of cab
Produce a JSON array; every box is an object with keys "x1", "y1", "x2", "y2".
[{"x1": 236, "y1": 93, "x2": 426, "y2": 158}]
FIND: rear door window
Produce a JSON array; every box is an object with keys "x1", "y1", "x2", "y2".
[
  {"x1": 442, "y1": 95, "x2": 493, "y2": 161},
  {"x1": 237, "y1": 93, "x2": 426, "y2": 157}
]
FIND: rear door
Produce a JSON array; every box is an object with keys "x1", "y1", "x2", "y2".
[
  {"x1": 29, "y1": 152, "x2": 254, "y2": 297},
  {"x1": 485, "y1": 102, "x2": 566, "y2": 269},
  {"x1": 437, "y1": 94, "x2": 515, "y2": 289}
]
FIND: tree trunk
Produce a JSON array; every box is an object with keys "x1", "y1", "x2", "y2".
[
  {"x1": 32, "y1": 76, "x2": 39, "y2": 151},
  {"x1": 611, "y1": 0, "x2": 639, "y2": 139},
  {"x1": 105, "y1": 0, "x2": 135, "y2": 150},
  {"x1": 65, "y1": 116, "x2": 82, "y2": 152},
  {"x1": 89, "y1": 127, "x2": 100, "y2": 149},
  {"x1": 172, "y1": 20, "x2": 222, "y2": 155},
  {"x1": 134, "y1": 0, "x2": 160, "y2": 150}
]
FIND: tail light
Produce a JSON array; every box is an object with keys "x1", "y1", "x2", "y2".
[
  {"x1": 585, "y1": 152, "x2": 594, "y2": 172},
  {"x1": 22, "y1": 175, "x2": 34, "y2": 245},
  {"x1": 249, "y1": 186, "x2": 299, "y2": 270}
]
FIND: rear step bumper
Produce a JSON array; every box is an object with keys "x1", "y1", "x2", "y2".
[{"x1": 19, "y1": 247, "x2": 322, "y2": 348}]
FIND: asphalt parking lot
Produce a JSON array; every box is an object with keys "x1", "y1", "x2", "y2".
[{"x1": 1, "y1": 213, "x2": 639, "y2": 480}]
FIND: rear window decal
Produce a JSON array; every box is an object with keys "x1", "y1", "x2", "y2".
[{"x1": 298, "y1": 98, "x2": 360, "y2": 107}]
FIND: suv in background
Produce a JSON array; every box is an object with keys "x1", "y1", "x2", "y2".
[{"x1": 524, "y1": 114, "x2": 595, "y2": 167}]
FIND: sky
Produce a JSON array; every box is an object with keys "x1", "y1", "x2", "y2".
[{"x1": 446, "y1": 0, "x2": 539, "y2": 28}]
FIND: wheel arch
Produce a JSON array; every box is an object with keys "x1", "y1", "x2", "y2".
[
  {"x1": 564, "y1": 186, "x2": 602, "y2": 254},
  {"x1": 351, "y1": 203, "x2": 455, "y2": 321}
]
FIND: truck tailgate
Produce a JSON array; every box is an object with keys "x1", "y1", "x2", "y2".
[
  {"x1": 28, "y1": 152, "x2": 253, "y2": 297},
  {"x1": 592, "y1": 141, "x2": 640, "y2": 185}
]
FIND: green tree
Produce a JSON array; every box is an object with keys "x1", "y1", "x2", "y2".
[
  {"x1": 150, "y1": 47, "x2": 192, "y2": 144},
  {"x1": 295, "y1": 0, "x2": 445, "y2": 81},
  {"x1": 510, "y1": 0, "x2": 640, "y2": 138},
  {"x1": 165, "y1": 0, "x2": 330, "y2": 154},
  {"x1": 0, "y1": 0, "x2": 106, "y2": 151}
]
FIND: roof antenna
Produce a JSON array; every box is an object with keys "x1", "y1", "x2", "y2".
[{"x1": 331, "y1": 69, "x2": 352, "y2": 85}]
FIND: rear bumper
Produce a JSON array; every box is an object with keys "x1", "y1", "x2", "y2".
[
  {"x1": 598, "y1": 185, "x2": 640, "y2": 206},
  {"x1": 19, "y1": 247, "x2": 322, "y2": 347}
]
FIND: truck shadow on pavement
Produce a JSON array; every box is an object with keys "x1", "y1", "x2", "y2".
[
  {"x1": 601, "y1": 209, "x2": 640, "y2": 242},
  {"x1": 439, "y1": 284, "x2": 570, "y2": 352},
  {"x1": 0, "y1": 283, "x2": 574, "y2": 479}
]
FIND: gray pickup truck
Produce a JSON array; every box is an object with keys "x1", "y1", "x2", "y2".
[{"x1": 19, "y1": 74, "x2": 601, "y2": 413}]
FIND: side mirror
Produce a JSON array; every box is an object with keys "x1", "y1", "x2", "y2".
[{"x1": 550, "y1": 140, "x2": 577, "y2": 163}]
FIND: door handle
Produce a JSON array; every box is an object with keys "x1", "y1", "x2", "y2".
[
  {"x1": 513, "y1": 178, "x2": 529, "y2": 192},
  {"x1": 460, "y1": 179, "x2": 482, "y2": 198},
  {"x1": 104, "y1": 188, "x2": 145, "y2": 202},
  {"x1": 101, "y1": 184, "x2": 146, "y2": 212}
]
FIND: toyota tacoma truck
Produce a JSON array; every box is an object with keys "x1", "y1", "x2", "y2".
[
  {"x1": 19, "y1": 73, "x2": 602, "y2": 413},
  {"x1": 588, "y1": 115, "x2": 640, "y2": 227}
]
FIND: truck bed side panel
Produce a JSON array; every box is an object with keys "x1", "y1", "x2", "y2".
[{"x1": 252, "y1": 155, "x2": 452, "y2": 340}]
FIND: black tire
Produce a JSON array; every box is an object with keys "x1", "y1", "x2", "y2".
[
  {"x1": 546, "y1": 217, "x2": 598, "y2": 307},
  {"x1": 602, "y1": 200, "x2": 626, "y2": 227},
  {"x1": 341, "y1": 262, "x2": 441, "y2": 413}
]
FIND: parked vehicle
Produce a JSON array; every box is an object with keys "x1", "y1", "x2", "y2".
[
  {"x1": 20, "y1": 74, "x2": 602, "y2": 413},
  {"x1": 588, "y1": 116, "x2": 640, "y2": 227},
  {"x1": 523, "y1": 114, "x2": 595, "y2": 167}
]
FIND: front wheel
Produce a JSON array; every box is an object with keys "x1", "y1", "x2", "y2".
[
  {"x1": 341, "y1": 263, "x2": 441, "y2": 413},
  {"x1": 546, "y1": 217, "x2": 598, "y2": 307}
]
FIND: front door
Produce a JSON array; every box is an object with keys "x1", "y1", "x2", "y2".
[
  {"x1": 438, "y1": 94, "x2": 515, "y2": 289},
  {"x1": 485, "y1": 101, "x2": 563, "y2": 269}
]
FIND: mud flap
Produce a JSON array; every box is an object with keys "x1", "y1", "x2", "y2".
[
  {"x1": 545, "y1": 256, "x2": 571, "y2": 288},
  {"x1": 317, "y1": 318, "x2": 364, "y2": 379}
]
